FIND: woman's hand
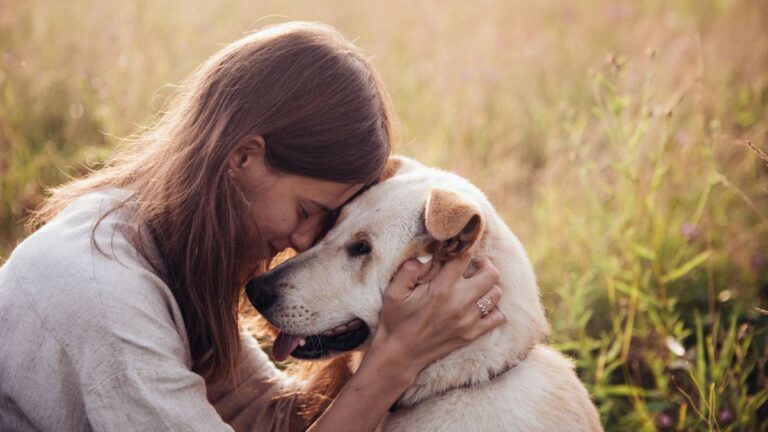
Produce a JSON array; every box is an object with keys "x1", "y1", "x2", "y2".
[
  {"x1": 306, "y1": 254, "x2": 502, "y2": 432},
  {"x1": 371, "y1": 254, "x2": 504, "y2": 379}
]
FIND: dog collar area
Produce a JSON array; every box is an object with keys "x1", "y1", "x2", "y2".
[{"x1": 389, "y1": 347, "x2": 533, "y2": 413}]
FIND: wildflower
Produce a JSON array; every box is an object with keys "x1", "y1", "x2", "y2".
[
  {"x1": 656, "y1": 413, "x2": 674, "y2": 429},
  {"x1": 680, "y1": 222, "x2": 700, "y2": 241},
  {"x1": 751, "y1": 253, "x2": 765, "y2": 272},
  {"x1": 718, "y1": 409, "x2": 734, "y2": 425}
]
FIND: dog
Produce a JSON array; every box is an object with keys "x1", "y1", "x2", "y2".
[{"x1": 247, "y1": 156, "x2": 603, "y2": 431}]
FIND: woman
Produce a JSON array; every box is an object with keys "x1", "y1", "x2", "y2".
[{"x1": 0, "y1": 22, "x2": 503, "y2": 431}]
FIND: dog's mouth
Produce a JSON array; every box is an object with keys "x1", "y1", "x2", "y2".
[{"x1": 272, "y1": 318, "x2": 370, "y2": 361}]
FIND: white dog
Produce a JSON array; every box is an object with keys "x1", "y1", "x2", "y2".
[{"x1": 248, "y1": 156, "x2": 603, "y2": 431}]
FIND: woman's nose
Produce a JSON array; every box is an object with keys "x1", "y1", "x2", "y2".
[{"x1": 290, "y1": 220, "x2": 320, "y2": 252}]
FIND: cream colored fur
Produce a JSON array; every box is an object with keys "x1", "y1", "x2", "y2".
[{"x1": 261, "y1": 156, "x2": 603, "y2": 431}]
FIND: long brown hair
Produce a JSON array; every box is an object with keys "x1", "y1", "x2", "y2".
[{"x1": 27, "y1": 21, "x2": 394, "y2": 382}]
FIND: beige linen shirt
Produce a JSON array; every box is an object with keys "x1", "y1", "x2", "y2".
[{"x1": 0, "y1": 190, "x2": 299, "y2": 431}]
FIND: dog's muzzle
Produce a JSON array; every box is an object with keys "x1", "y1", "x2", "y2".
[
  {"x1": 245, "y1": 268, "x2": 281, "y2": 313},
  {"x1": 246, "y1": 266, "x2": 371, "y2": 360}
]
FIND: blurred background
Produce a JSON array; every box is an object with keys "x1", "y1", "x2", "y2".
[{"x1": 1, "y1": 0, "x2": 766, "y2": 429}]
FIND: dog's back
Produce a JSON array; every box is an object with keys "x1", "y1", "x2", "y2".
[{"x1": 383, "y1": 345, "x2": 602, "y2": 432}]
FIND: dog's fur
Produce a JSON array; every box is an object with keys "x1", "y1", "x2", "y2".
[{"x1": 254, "y1": 157, "x2": 602, "y2": 431}]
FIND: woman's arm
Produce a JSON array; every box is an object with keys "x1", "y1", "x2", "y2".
[
  {"x1": 307, "y1": 254, "x2": 504, "y2": 432},
  {"x1": 207, "y1": 334, "x2": 303, "y2": 431}
]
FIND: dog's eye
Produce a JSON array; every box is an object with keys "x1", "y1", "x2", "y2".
[{"x1": 347, "y1": 239, "x2": 372, "y2": 257}]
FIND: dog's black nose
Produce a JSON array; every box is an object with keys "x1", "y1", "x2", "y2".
[{"x1": 246, "y1": 271, "x2": 279, "y2": 312}]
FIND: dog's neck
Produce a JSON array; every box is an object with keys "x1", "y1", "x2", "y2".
[
  {"x1": 390, "y1": 341, "x2": 536, "y2": 412},
  {"x1": 391, "y1": 228, "x2": 548, "y2": 410}
]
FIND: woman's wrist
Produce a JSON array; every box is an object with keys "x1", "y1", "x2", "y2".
[
  {"x1": 358, "y1": 327, "x2": 420, "y2": 391},
  {"x1": 305, "y1": 332, "x2": 419, "y2": 432}
]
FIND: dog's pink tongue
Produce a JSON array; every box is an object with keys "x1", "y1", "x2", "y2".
[{"x1": 272, "y1": 332, "x2": 302, "y2": 362}]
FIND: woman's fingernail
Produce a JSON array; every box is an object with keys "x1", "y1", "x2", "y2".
[{"x1": 416, "y1": 254, "x2": 433, "y2": 264}]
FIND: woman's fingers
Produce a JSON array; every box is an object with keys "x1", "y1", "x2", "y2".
[
  {"x1": 476, "y1": 284, "x2": 503, "y2": 317},
  {"x1": 376, "y1": 254, "x2": 505, "y2": 370},
  {"x1": 384, "y1": 259, "x2": 432, "y2": 300},
  {"x1": 429, "y1": 253, "x2": 473, "y2": 291},
  {"x1": 455, "y1": 256, "x2": 500, "y2": 302},
  {"x1": 469, "y1": 307, "x2": 506, "y2": 339}
]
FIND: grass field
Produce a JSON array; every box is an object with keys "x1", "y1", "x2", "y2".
[{"x1": 1, "y1": 0, "x2": 766, "y2": 430}]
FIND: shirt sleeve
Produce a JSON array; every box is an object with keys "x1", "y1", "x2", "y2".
[
  {"x1": 65, "y1": 269, "x2": 302, "y2": 431},
  {"x1": 85, "y1": 367, "x2": 232, "y2": 431},
  {"x1": 68, "y1": 277, "x2": 240, "y2": 431},
  {"x1": 84, "y1": 335, "x2": 304, "y2": 432}
]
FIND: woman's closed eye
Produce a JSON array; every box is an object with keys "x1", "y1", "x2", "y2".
[{"x1": 313, "y1": 209, "x2": 340, "y2": 243}]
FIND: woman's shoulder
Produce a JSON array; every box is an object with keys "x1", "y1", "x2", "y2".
[
  {"x1": 1, "y1": 188, "x2": 180, "y2": 341},
  {"x1": 0, "y1": 189, "x2": 192, "y2": 394},
  {"x1": 4, "y1": 189, "x2": 155, "y2": 283}
]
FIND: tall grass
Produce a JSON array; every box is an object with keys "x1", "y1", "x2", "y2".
[{"x1": 1, "y1": 0, "x2": 766, "y2": 429}]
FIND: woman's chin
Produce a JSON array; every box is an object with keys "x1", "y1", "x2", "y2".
[
  {"x1": 255, "y1": 250, "x2": 276, "y2": 261},
  {"x1": 242, "y1": 244, "x2": 277, "y2": 263},
  {"x1": 250, "y1": 243, "x2": 296, "y2": 263},
  {"x1": 257, "y1": 244, "x2": 281, "y2": 261},
  {"x1": 269, "y1": 247, "x2": 299, "y2": 264}
]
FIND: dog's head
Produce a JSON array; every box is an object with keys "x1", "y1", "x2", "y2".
[
  {"x1": 246, "y1": 157, "x2": 490, "y2": 361},
  {"x1": 247, "y1": 156, "x2": 544, "y2": 365}
]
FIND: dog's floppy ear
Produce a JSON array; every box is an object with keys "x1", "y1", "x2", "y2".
[
  {"x1": 378, "y1": 157, "x2": 403, "y2": 182},
  {"x1": 424, "y1": 188, "x2": 485, "y2": 258},
  {"x1": 379, "y1": 155, "x2": 422, "y2": 182}
]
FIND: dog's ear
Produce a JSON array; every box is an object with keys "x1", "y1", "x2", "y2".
[
  {"x1": 379, "y1": 155, "x2": 422, "y2": 182},
  {"x1": 378, "y1": 157, "x2": 403, "y2": 182},
  {"x1": 424, "y1": 188, "x2": 485, "y2": 258}
]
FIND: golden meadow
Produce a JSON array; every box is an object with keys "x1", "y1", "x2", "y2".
[{"x1": 1, "y1": 0, "x2": 766, "y2": 429}]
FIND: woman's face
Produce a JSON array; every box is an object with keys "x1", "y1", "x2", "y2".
[{"x1": 229, "y1": 137, "x2": 365, "y2": 262}]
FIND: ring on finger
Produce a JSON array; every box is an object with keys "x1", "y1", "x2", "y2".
[{"x1": 476, "y1": 297, "x2": 494, "y2": 317}]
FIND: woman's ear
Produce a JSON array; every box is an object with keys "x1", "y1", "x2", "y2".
[{"x1": 228, "y1": 135, "x2": 267, "y2": 174}]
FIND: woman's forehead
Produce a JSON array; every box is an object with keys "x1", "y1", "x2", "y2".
[{"x1": 294, "y1": 177, "x2": 365, "y2": 210}]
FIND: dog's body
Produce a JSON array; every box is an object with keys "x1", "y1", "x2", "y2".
[{"x1": 248, "y1": 157, "x2": 602, "y2": 431}]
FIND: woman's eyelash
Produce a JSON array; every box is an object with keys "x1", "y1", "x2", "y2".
[{"x1": 299, "y1": 206, "x2": 309, "y2": 219}]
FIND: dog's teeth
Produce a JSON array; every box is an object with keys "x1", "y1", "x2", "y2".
[
  {"x1": 416, "y1": 254, "x2": 433, "y2": 264},
  {"x1": 322, "y1": 326, "x2": 341, "y2": 337},
  {"x1": 321, "y1": 320, "x2": 364, "y2": 337},
  {"x1": 298, "y1": 338, "x2": 306, "y2": 347}
]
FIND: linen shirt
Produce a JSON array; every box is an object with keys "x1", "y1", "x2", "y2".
[{"x1": 0, "y1": 190, "x2": 300, "y2": 431}]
